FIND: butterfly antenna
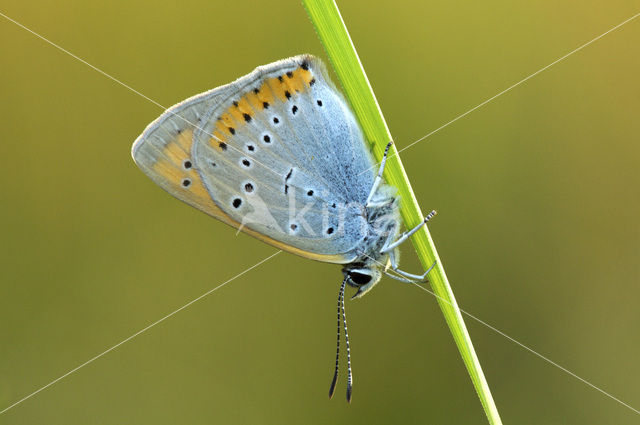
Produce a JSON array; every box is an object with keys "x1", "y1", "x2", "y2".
[
  {"x1": 341, "y1": 279, "x2": 353, "y2": 403},
  {"x1": 329, "y1": 277, "x2": 346, "y2": 399}
]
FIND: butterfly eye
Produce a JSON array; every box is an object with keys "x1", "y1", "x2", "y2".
[{"x1": 349, "y1": 272, "x2": 372, "y2": 286}]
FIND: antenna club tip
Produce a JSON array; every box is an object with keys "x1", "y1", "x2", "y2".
[
  {"x1": 424, "y1": 210, "x2": 437, "y2": 222},
  {"x1": 329, "y1": 374, "x2": 338, "y2": 400}
]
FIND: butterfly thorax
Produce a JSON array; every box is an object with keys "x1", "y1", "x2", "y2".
[{"x1": 342, "y1": 183, "x2": 401, "y2": 298}]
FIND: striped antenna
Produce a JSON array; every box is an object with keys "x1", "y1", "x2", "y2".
[
  {"x1": 342, "y1": 278, "x2": 353, "y2": 402},
  {"x1": 328, "y1": 277, "x2": 347, "y2": 399}
]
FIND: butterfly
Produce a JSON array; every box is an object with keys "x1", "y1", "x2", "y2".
[{"x1": 131, "y1": 54, "x2": 436, "y2": 402}]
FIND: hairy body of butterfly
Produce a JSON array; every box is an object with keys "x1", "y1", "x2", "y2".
[{"x1": 132, "y1": 54, "x2": 436, "y2": 401}]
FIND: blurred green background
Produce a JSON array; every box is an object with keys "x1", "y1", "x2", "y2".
[{"x1": 1, "y1": 0, "x2": 639, "y2": 423}]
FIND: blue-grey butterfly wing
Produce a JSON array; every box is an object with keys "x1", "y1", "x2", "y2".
[
  {"x1": 192, "y1": 55, "x2": 377, "y2": 258},
  {"x1": 132, "y1": 55, "x2": 377, "y2": 263}
]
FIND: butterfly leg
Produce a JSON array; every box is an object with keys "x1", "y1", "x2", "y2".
[
  {"x1": 385, "y1": 260, "x2": 438, "y2": 283},
  {"x1": 381, "y1": 210, "x2": 437, "y2": 253},
  {"x1": 387, "y1": 248, "x2": 399, "y2": 270},
  {"x1": 365, "y1": 141, "x2": 393, "y2": 206},
  {"x1": 384, "y1": 272, "x2": 419, "y2": 284}
]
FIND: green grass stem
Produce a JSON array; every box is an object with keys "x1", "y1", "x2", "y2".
[{"x1": 302, "y1": 1, "x2": 503, "y2": 423}]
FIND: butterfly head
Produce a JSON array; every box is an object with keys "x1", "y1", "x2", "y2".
[{"x1": 342, "y1": 257, "x2": 388, "y2": 299}]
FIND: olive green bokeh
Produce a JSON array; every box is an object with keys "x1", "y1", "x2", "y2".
[{"x1": 1, "y1": 1, "x2": 639, "y2": 424}]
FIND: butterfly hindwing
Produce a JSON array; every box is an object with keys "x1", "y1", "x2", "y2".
[{"x1": 133, "y1": 55, "x2": 378, "y2": 263}]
